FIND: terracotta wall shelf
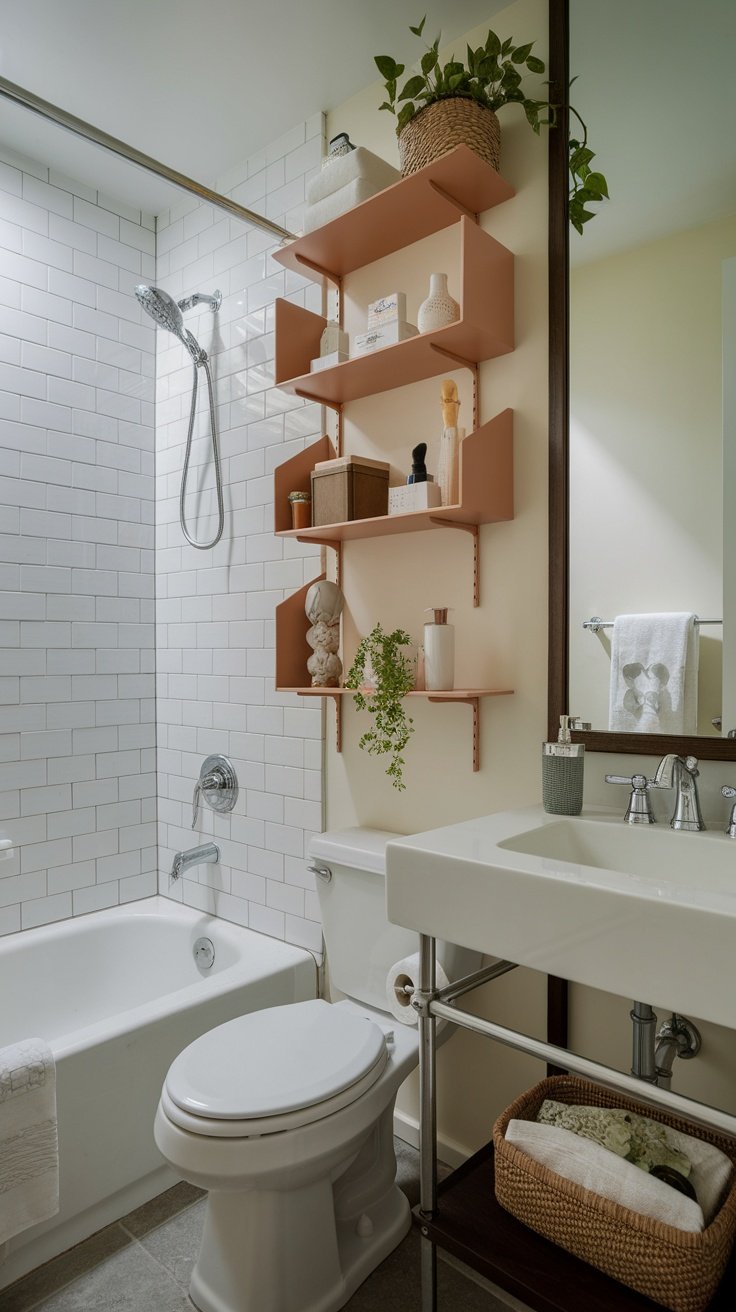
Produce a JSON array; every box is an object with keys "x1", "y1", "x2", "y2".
[
  {"x1": 272, "y1": 145, "x2": 514, "y2": 283},
  {"x1": 274, "y1": 217, "x2": 513, "y2": 405},
  {"x1": 273, "y1": 412, "x2": 514, "y2": 607}
]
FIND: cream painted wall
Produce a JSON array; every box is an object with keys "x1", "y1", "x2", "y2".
[
  {"x1": 569, "y1": 215, "x2": 736, "y2": 734},
  {"x1": 325, "y1": 0, "x2": 736, "y2": 1160},
  {"x1": 325, "y1": 0, "x2": 551, "y2": 1156}
]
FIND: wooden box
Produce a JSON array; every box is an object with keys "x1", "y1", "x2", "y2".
[{"x1": 311, "y1": 456, "x2": 390, "y2": 525}]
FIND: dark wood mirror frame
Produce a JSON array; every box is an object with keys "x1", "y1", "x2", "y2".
[{"x1": 547, "y1": 0, "x2": 735, "y2": 762}]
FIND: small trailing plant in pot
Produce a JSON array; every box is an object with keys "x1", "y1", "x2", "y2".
[
  {"x1": 375, "y1": 17, "x2": 608, "y2": 231},
  {"x1": 375, "y1": 15, "x2": 549, "y2": 176},
  {"x1": 345, "y1": 623, "x2": 415, "y2": 790}
]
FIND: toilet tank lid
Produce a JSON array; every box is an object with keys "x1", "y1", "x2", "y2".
[{"x1": 308, "y1": 827, "x2": 404, "y2": 875}]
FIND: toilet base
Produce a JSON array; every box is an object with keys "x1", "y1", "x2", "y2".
[{"x1": 187, "y1": 1110, "x2": 411, "y2": 1312}]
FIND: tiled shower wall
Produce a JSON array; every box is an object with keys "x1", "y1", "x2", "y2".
[
  {"x1": 0, "y1": 147, "x2": 157, "y2": 933},
  {"x1": 155, "y1": 115, "x2": 326, "y2": 954}
]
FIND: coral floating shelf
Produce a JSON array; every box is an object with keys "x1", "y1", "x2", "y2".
[
  {"x1": 274, "y1": 218, "x2": 513, "y2": 405},
  {"x1": 275, "y1": 413, "x2": 514, "y2": 542},
  {"x1": 272, "y1": 145, "x2": 514, "y2": 282}
]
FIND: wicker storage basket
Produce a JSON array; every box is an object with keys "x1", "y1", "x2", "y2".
[
  {"x1": 493, "y1": 1076, "x2": 736, "y2": 1312},
  {"x1": 398, "y1": 97, "x2": 500, "y2": 177}
]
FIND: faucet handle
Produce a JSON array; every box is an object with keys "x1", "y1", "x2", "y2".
[
  {"x1": 604, "y1": 772, "x2": 656, "y2": 824},
  {"x1": 721, "y1": 785, "x2": 736, "y2": 837}
]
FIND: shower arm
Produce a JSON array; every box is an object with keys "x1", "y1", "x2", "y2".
[{"x1": 178, "y1": 291, "x2": 223, "y2": 314}]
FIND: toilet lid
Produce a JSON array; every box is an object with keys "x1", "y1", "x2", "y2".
[{"x1": 165, "y1": 999, "x2": 387, "y2": 1122}]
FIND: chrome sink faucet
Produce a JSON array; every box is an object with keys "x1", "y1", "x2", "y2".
[{"x1": 652, "y1": 754, "x2": 705, "y2": 831}]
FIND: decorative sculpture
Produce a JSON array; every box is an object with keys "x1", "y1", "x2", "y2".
[
  {"x1": 305, "y1": 579, "x2": 344, "y2": 687},
  {"x1": 437, "y1": 379, "x2": 464, "y2": 507}
]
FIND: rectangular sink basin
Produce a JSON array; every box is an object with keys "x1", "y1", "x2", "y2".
[
  {"x1": 498, "y1": 817, "x2": 735, "y2": 890},
  {"x1": 386, "y1": 807, "x2": 736, "y2": 1029}
]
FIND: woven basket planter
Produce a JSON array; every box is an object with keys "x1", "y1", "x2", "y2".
[
  {"x1": 493, "y1": 1076, "x2": 736, "y2": 1312},
  {"x1": 398, "y1": 97, "x2": 500, "y2": 177}
]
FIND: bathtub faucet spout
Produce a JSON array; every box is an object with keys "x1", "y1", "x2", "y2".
[{"x1": 170, "y1": 843, "x2": 219, "y2": 882}]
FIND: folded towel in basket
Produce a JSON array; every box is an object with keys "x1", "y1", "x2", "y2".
[
  {"x1": 506, "y1": 1120, "x2": 706, "y2": 1232},
  {"x1": 608, "y1": 612, "x2": 699, "y2": 733},
  {"x1": 0, "y1": 1038, "x2": 59, "y2": 1245}
]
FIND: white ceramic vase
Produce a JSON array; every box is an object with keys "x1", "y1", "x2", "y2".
[{"x1": 417, "y1": 273, "x2": 460, "y2": 334}]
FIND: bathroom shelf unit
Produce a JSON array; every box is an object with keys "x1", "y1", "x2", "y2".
[
  {"x1": 417, "y1": 1144, "x2": 736, "y2": 1312},
  {"x1": 273, "y1": 153, "x2": 517, "y2": 768},
  {"x1": 272, "y1": 145, "x2": 514, "y2": 282},
  {"x1": 274, "y1": 581, "x2": 512, "y2": 767},
  {"x1": 274, "y1": 217, "x2": 513, "y2": 406},
  {"x1": 273, "y1": 411, "x2": 514, "y2": 607}
]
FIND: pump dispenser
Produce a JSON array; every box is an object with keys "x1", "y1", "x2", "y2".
[
  {"x1": 542, "y1": 715, "x2": 585, "y2": 815},
  {"x1": 424, "y1": 607, "x2": 454, "y2": 691}
]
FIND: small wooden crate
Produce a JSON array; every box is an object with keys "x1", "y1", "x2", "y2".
[{"x1": 311, "y1": 457, "x2": 389, "y2": 525}]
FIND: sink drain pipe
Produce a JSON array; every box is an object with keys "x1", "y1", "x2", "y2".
[{"x1": 631, "y1": 1002, "x2": 701, "y2": 1089}]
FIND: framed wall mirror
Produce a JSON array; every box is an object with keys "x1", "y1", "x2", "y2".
[{"x1": 548, "y1": 0, "x2": 736, "y2": 760}]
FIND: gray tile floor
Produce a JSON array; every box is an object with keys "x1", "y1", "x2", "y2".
[{"x1": 2, "y1": 1142, "x2": 530, "y2": 1312}]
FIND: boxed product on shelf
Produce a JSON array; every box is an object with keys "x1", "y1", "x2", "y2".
[
  {"x1": 351, "y1": 322, "x2": 418, "y2": 357},
  {"x1": 367, "y1": 292, "x2": 407, "y2": 329},
  {"x1": 310, "y1": 350, "x2": 349, "y2": 372},
  {"x1": 388, "y1": 481, "x2": 442, "y2": 514},
  {"x1": 311, "y1": 455, "x2": 390, "y2": 525}
]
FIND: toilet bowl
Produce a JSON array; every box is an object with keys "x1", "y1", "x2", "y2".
[{"x1": 154, "y1": 829, "x2": 478, "y2": 1312}]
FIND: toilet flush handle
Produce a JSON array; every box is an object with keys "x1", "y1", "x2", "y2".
[{"x1": 307, "y1": 861, "x2": 332, "y2": 883}]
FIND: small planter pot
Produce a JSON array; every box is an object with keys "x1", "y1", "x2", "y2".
[{"x1": 398, "y1": 97, "x2": 501, "y2": 177}]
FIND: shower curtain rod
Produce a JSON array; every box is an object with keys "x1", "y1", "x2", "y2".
[{"x1": 0, "y1": 75, "x2": 297, "y2": 243}]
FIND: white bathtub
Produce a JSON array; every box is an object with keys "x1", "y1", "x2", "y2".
[{"x1": 0, "y1": 897, "x2": 317, "y2": 1288}]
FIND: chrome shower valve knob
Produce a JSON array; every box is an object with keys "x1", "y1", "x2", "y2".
[{"x1": 191, "y1": 755, "x2": 238, "y2": 829}]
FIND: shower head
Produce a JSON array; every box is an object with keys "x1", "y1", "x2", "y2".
[{"x1": 135, "y1": 284, "x2": 206, "y2": 364}]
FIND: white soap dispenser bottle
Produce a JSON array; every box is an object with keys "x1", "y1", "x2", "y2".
[{"x1": 424, "y1": 608, "x2": 454, "y2": 691}]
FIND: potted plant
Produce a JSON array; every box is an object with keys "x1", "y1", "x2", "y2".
[
  {"x1": 375, "y1": 17, "x2": 609, "y2": 231},
  {"x1": 345, "y1": 624, "x2": 415, "y2": 790},
  {"x1": 375, "y1": 16, "x2": 549, "y2": 176}
]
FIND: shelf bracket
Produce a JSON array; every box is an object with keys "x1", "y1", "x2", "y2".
[
  {"x1": 428, "y1": 347, "x2": 480, "y2": 429},
  {"x1": 295, "y1": 393, "x2": 343, "y2": 455},
  {"x1": 426, "y1": 178, "x2": 479, "y2": 223},
  {"x1": 427, "y1": 695, "x2": 481, "y2": 771},
  {"x1": 293, "y1": 253, "x2": 341, "y2": 286},
  {"x1": 428, "y1": 519, "x2": 480, "y2": 606},
  {"x1": 300, "y1": 689, "x2": 342, "y2": 752}
]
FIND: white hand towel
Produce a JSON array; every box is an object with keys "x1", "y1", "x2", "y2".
[
  {"x1": 664, "y1": 1123, "x2": 734, "y2": 1224},
  {"x1": 307, "y1": 147, "x2": 399, "y2": 206},
  {"x1": 506, "y1": 1119, "x2": 705, "y2": 1232},
  {"x1": 303, "y1": 178, "x2": 389, "y2": 233},
  {"x1": 0, "y1": 1038, "x2": 59, "y2": 1245},
  {"x1": 608, "y1": 612, "x2": 699, "y2": 733}
]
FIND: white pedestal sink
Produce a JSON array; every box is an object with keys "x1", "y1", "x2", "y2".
[{"x1": 385, "y1": 806, "x2": 736, "y2": 1029}]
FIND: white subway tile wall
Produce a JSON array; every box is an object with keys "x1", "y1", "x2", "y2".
[
  {"x1": 154, "y1": 114, "x2": 326, "y2": 955},
  {"x1": 0, "y1": 148, "x2": 157, "y2": 931}
]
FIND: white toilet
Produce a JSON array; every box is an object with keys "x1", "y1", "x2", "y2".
[{"x1": 154, "y1": 828, "x2": 477, "y2": 1312}]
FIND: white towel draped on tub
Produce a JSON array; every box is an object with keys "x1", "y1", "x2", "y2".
[
  {"x1": 0, "y1": 1038, "x2": 59, "y2": 1245},
  {"x1": 608, "y1": 612, "x2": 699, "y2": 734}
]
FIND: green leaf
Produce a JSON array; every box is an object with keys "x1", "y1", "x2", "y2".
[
  {"x1": 484, "y1": 30, "x2": 501, "y2": 58},
  {"x1": 585, "y1": 171, "x2": 609, "y2": 198},
  {"x1": 569, "y1": 145, "x2": 594, "y2": 174},
  {"x1": 421, "y1": 47, "x2": 438, "y2": 75},
  {"x1": 501, "y1": 37, "x2": 513, "y2": 55},
  {"x1": 386, "y1": 79, "x2": 397, "y2": 103},
  {"x1": 374, "y1": 55, "x2": 398, "y2": 80},
  {"x1": 448, "y1": 72, "x2": 466, "y2": 90},
  {"x1": 526, "y1": 55, "x2": 545, "y2": 74},
  {"x1": 399, "y1": 74, "x2": 427, "y2": 100},
  {"x1": 409, "y1": 15, "x2": 426, "y2": 36},
  {"x1": 512, "y1": 42, "x2": 533, "y2": 63},
  {"x1": 466, "y1": 44, "x2": 476, "y2": 75},
  {"x1": 504, "y1": 87, "x2": 525, "y2": 103},
  {"x1": 378, "y1": 102, "x2": 396, "y2": 114}
]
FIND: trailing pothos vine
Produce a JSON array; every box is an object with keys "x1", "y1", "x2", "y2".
[
  {"x1": 345, "y1": 624, "x2": 415, "y2": 791},
  {"x1": 375, "y1": 18, "x2": 609, "y2": 233}
]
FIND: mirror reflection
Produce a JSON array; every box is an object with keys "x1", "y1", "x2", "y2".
[{"x1": 567, "y1": 0, "x2": 736, "y2": 739}]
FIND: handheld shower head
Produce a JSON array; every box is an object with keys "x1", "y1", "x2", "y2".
[{"x1": 135, "y1": 284, "x2": 206, "y2": 363}]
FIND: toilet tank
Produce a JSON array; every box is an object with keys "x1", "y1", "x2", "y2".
[{"x1": 308, "y1": 828, "x2": 479, "y2": 1011}]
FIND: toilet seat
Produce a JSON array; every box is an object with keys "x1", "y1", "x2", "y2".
[{"x1": 163, "y1": 999, "x2": 389, "y2": 1139}]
